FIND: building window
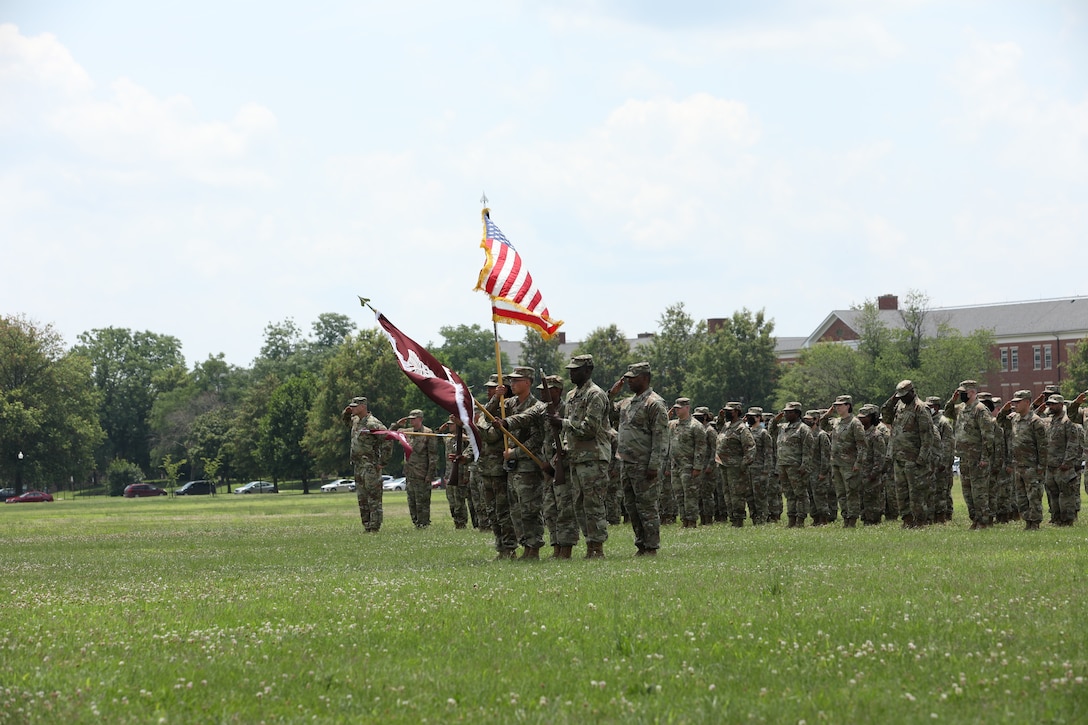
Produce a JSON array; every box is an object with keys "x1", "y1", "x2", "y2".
[
  {"x1": 1010, "y1": 347, "x2": 1019, "y2": 372},
  {"x1": 1033, "y1": 345, "x2": 1041, "y2": 370},
  {"x1": 1000, "y1": 348, "x2": 1008, "y2": 372},
  {"x1": 1044, "y1": 344, "x2": 1052, "y2": 370}
]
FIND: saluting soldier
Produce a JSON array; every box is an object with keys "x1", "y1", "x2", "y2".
[
  {"x1": 996, "y1": 390, "x2": 1048, "y2": 530},
  {"x1": 771, "y1": 402, "x2": 815, "y2": 527},
  {"x1": 882, "y1": 380, "x2": 936, "y2": 528},
  {"x1": 747, "y1": 408, "x2": 774, "y2": 525},
  {"x1": 342, "y1": 396, "x2": 393, "y2": 532},
  {"x1": 668, "y1": 397, "x2": 706, "y2": 529},
  {"x1": 944, "y1": 380, "x2": 995, "y2": 529},
  {"x1": 1043, "y1": 394, "x2": 1083, "y2": 526},
  {"x1": 716, "y1": 402, "x2": 756, "y2": 527},
  {"x1": 926, "y1": 396, "x2": 956, "y2": 523},
  {"x1": 822, "y1": 395, "x2": 865, "y2": 528}
]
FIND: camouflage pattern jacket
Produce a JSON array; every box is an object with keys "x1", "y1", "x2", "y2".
[
  {"x1": 1046, "y1": 411, "x2": 1083, "y2": 471},
  {"x1": 668, "y1": 417, "x2": 707, "y2": 474},
  {"x1": 561, "y1": 380, "x2": 611, "y2": 464},
  {"x1": 348, "y1": 413, "x2": 392, "y2": 469},
  {"x1": 945, "y1": 399, "x2": 995, "y2": 466},
  {"x1": 749, "y1": 425, "x2": 775, "y2": 477},
  {"x1": 829, "y1": 414, "x2": 865, "y2": 467},
  {"x1": 997, "y1": 408, "x2": 1048, "y2": 470},
  {"x1": 770, "y1": 417, "x2": 814, "y2": 470},
  {"x1": 716, "y1": 419, "x2": 755, "y2": 468},
  {"x1": 881, "y1": 397, "x2": 935, "y2": 464},
  {"x1": 614, "y1": 388, "x2": 669, "y2": 471}
]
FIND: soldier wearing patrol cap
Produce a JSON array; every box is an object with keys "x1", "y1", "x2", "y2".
[
  {"x1": 342, "y1": 396, "x2": 393, "y2": 532},
  {"x1": 668, "y1": 397, "x2": 706, "y2": 528},
  {"x1": 926, "y1": 396, "x2": 956, "y2": 523},
  {"x1": 945, "y1": 380, "x2": 995, "y2": 528},
  {"x1": 1043, "y1": 394, "x2": 1082, "y2": 525},
  {"x1": 392, "y1": 408, "x2": 439, "y2": 528},
  {"x1": 821, "y1": 395, "x2": 866, "y2": 527},
  {"x1": 694, "y1": 406, "x2": 719, "y2": 523},
  {"x1": 804, "y1": 409, "x2": 834, "y2": 525},
  {"x1": 996, "y1": 390, "x2": 1048, "y2": 529},
  {"x1": 882, "y1": 380, "x2": 936, "y2": 527},
  {"x1": 985, "y1": 395, "x2": 1016, "y2": 523},
  {"x1": 716, "y1": 402, "x2": 755, "y2": 527},
  {"x1": 770, "y1": 402, "x2": 814, "y2": 527},
  {"x1": 610, "y1": 362, "x2": 669, "y2": 555},
  {"x1": 533, "y1": 373, "x2": 576, "y2": 558},
  {"x1": 747, "y1": 408, "x2": 774, "y2": 525},
  {"x1": 478, "y1": 375, "x2": 517, "y2": 557}
]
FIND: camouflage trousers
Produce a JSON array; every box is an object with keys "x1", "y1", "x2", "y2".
[
  {"x1": 700, "y1": 470, "x2": 719, "y2": 522},
  {"x1": 959, "y1": 456, "x2": 991, "y2": 523},
  {"x1": 1045, "y1": 467, "x2": 1080, "y2": 524},
  {"x1": 573, "y1": 459, "x2": 609, "y2": 545},
  {"x1": 544, "y1": 465, "x2": 578, "y2": 547},
  {"x1": 934, "y1": 466, "x2": 954, "y2": 519},
  {"x1": 713, "y1": 473, "x2": 728, "y2": 521},
  {"x1": 892, "y1": 459, "x2": 929, "y2": 524},
  {"x1": 468, "y1": 468, "x2": 490, "y2": 529},
  {"x1": 861, "y1": 472, "x2": 885, "y2": 524},
  {"x1": 621, "y1": 462, "x2": 661, "y2": 551},
  {"x1": 719, "y1": 464, "x2": 750, "y2": 524},
  {"x1": 883, "y1": 466, "x2": 898, "y2": 519},
  {"x1": 748, "y1": 470, "x2": 768, "y2": 523},
  {"x1": 511, "y1": 469, "x2": 545, "y2": 550},
  {"x1": 766, "y1": 471, "x2": 783, "y2": 520},
  {"x1": 831, "y1": 464, "x2": 861, "y2": 520},
  {"x1": 445, "y1": 481, "x2": 469, "y2": 528},
  {"x1": 992, "y1": 467, "x2": 1014, "y2": 517},
  {"x1": 659, "y1": 471, "x2": 678, "y2": 522},
  {"x1": 672, "y1": 466, "x2": 700, "y2": 524},
  {"x1": 810, "y1": 473, "x2": 834, "y2": 521},
  {"x1": 605, "y1": 468, "x2": 622, "y2": 524},
  {"x1": 480, "y1": 471, "x2": 517, "y2": 553},
  {"x1": 406, "y1": 473, "x2": 433, "y2": 528},
  {"x1": 354, "y1": 465, "x2": 383, "y2": 532},
  {"x1": 1013, "y1": 465, "x2": 1044, "y2": 523},
  {"x1": 779, "y1": 465, "x2": 808, "y2": 519}
]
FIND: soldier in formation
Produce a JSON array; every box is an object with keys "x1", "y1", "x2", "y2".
[
  {"x1": 391, "y1": 409, "x2": 439, "y2": 528},
  {"x1": 342, "y1": 396, "x2": 392, "y2": 532}
]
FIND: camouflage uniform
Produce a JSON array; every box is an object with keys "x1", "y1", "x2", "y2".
[
  {"x1": 496, "y1": 370, "x2": 548, "y2": 552},
  {"x1": 747, "y1": 411, "x2": 774, "y2": 525},
  {"x1": 997, "y1": 392, "x2": 1048, "y2": 526},
  {"x1": 606, "y1": 430, "x2": 622, "y2": 524},
  {"x1": 478, "y1": 378, "x2": 518, "y2": 555},
  {"x1": 881, "y1": 382, "x2": 936, "y2": 526},
  {"x1": 393, "y1": 412, "x2": 439, "y2": 528},
  {"x1": 806, "y1": 412, "x2": 834, "y2": 524},
  {"x1": 668, "y1": 400, "x2": 707, "y2": 526},
  {"x1": 989, "y1": 400, "x2": 1015, "y2": 522},
  {"x1": 929, "y1": 400, "x2": 956, "y2": 523},
  {"x1": 858, "y1": 405, "x2": 888, "y2": 525},
  {"x1": 771, "y1": 404, "x2": 815, "y2": 526},
  {"x1": 716, "y1": 405, "x2": 756, "y2": 526},
  {"x1": 696, "y1": 410, "x2": 720, "y2": 525},
  {"x1": 443, "y1": 430, "x2": 470, "y2": 528},
  {"x1": 344, "y1": 398, "x2": 392, "y2": 532},
  {"x1": 826, "y1": 397, "x2": 865, "y2": 525},
  {"x1": 614, "y1": 363, "x2": 669, "y2": 553},
  {"x1": 559, "y1": 365, "x2": 613, "y2": 550},
  {"x1": 944, "y1": 382, "x2": 995, "y2": 527},
  {"x1": 764, "y1": 413, "x2": 783, "y2": 522},
  {"x1": 659, "y1": 447, "x2": 677, "y2": 525},
  {"x1": 1043, "y1": 396, "x2": 1083, "y2": 525}
]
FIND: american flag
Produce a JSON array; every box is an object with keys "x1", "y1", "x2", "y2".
[{"x1": 474, "y1": 213, "x2": 563, "y2": 339}]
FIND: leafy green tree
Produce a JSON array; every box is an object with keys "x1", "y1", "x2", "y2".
[
  {"x1": 202, "y1": 455, "x2": 223, "y2": 490},
  {"x1": 304, "y1": 328, "x2": 406, "y2": 477},
  {"x1": 915, "y1": 325, "x2": 998, "y2": 400},
  {"x1": 437, "y1": 324, "x2": 509, "y2": 389},
  {"x1": 773, "y1": 343, "x2": 868, "y2": 411},
  {"x1": 573, "y1": 325, "x2": 633, "y2": 393},
  {"x1": 643, "y1": 302, "x2": 703, "y2": 400},
  {"x1": 309, "y1": 313, "x2": 356, "y2": 352},
  {"x1": 1063, "y1": 337, "x2": 1088, "y2": 397},
  {"x1": 160, "y1": 454, "x2": 187, "y2": 493},
  {"x1": 686, "y1": 309, "x2": 778, "y2": 413},
  {"x1": 73, "y1": 327, "x2": 186, "y2": 470},
  {"x1": 188, "y1": 408, "x2": 233, "y2": 482},
  {"x1": 258, "y1": 373, "x2": 318, "y2": 491},
  {"x1": 1, "y1": 315, "x2": 104, "y2": 490},
  {"x1": 226, "y1": 374, "x2": 282, "y2": 481},
  {"x1": 106, "y1": 458, "x2": 143, "y2": 497},
  {"x1": 519, "y1": 329, "x2": 565, "y2": 381}
]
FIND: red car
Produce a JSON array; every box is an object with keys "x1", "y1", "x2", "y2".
[
  {"x1": 124, "y1": 483, "x2": 168, "y2": 498},
  {"x1": 5, "y1": 491, "x2": 54, "y2": 504}
]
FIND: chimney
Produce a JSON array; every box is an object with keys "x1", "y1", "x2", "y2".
[
  {"x1": 878, "y1": 294, "x2": 898, "y2": 310},
  {"x1": 556, "y1": 332, "x2": 566, "y2": 345},
  {"x1": 707, "y1": 318, "x2": 725, "y2": 333}
]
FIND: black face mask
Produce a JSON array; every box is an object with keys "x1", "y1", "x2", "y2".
[
  {"x1": 901, "y1": 392, "x2": 916, "y2": 405},
  {"x1": 959, "y1": 391, "x2": 969, "y2": 403}
]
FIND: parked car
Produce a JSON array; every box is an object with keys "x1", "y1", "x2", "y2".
[
  {"x1": 952, "y1": 456, "x2": 960, "y2": 475},
  {"x1": 234, "y1": 480, "x2": 278, "y2": 494},
  {"x1": 0, "y1": 487, "x2": 14, "y2": 500},
  {"x1": 123, "y1": 483, "x2": 167, "y2": 498},
  {"x1": 431, "y1": 477, "x2": 446, "y2": 490},
  {"x1": 175, "y1": 480, "x2": 216, "y2": 496},
  {"x1": 382, "y1": 476, "x2": 406, "y2": 491},
  {"x1": 5, "y1": 490, "x2": 54, "y2": 504},
  {"x1": 320, "y1": 478, "x2": 355, "y2": 493}
]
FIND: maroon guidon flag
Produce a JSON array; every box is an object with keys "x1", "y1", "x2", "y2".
[
  {"x1": 375, "y1": 309, "x2": 481, "y2": 460},
  {"x1": 360, "y1": 428, "x2": 414, "y2": 460}
]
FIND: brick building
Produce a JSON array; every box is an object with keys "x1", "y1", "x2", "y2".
[{"x1": 776, "y1": 294, "x2": 1088, "y2": 397}]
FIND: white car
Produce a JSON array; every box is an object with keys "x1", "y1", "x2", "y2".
[
  {"x1": 382, "y1": 477, "x2": 407, "y2": 491},
  {"x1": 234, "y1": 480, "x2": 278, "y2": 494},
  {"x1": 320, "y1": 478, "x2": 356, "y2": 493}
]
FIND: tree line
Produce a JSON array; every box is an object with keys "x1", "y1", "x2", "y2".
[{"x1": 4, "y1": 292, "x2": 1082, "y2": 494}]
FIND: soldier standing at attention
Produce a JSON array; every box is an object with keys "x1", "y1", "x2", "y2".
[
  {"x1": 944, "y1": 380, "x2": 995, "y2": 529},
  {"x1": 552, "y1": 354, "x2": 612, "y2": 558},
  {"x1": 762, "y1": 412, "x2": 783, "y2": 523},
  {"x1": 804, "y1": 410, "x2": 833, "y2": 525},
  {"x1": 694, "y1": 407, "x2": 719, "y2": 525},
  {"x1": 342, "y1": 396, "x2": 392, "y2": 532},
  {"x1": 609, "y1": 362, "x2": 669, "y2": 556},
  {"x1": 771, "y1": 402, "x2": 814, "y2": 527},
  {"x1": 747, "y1": 409, "x2": 773, "y2": 525},
  {"x1": 856, "y1": 404, "x2": 887, "y2": 526},
  {"x1": 881, "y1": 380, "x2": 936, "y2": 528},
  {"x1": 439, "y1": 415, "x2": 471, "y2": 529},
  {"x1": 478, "y1": 376, "x2": 518, "y2": 558},
  {"x1": 494, "y1": 367, "x2": 549, "y2": 558},
  {"x1": 715, "y1": 402, "x2": 755, "y2": 527},
  {"x1": 668, "y1": 398, "x2": 706, "y2": 529},
  {"x1": 927, "y1": 396, "x2": 956, "y2": 523},
  {"x1": 392, "y1": 409, "x2": 439, "y2": 528},
  {"x1": 1043, "y1": 394, "x2": 1083, "y2": 526},
  {"x1": 821, "y1": 395, "x2": 865, "y2": 528},
  {"x1": 532, "y1": 374, "x2": 574, "y2": 558},
  {"x1": 996, "y1": 391, "x2": 1048, "y2": 530}
]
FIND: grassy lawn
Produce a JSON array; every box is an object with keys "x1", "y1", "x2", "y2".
[{"x1": 2, "y1": 487, "x2": 1087, "y2": 723}]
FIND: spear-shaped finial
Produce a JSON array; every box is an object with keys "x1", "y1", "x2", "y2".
[
  {"x1": 480, "y1": 191, "x2": 488, "y2": 207},
  {"x1": 358, "y1": 296, "x2": 374, "y2": 312}
]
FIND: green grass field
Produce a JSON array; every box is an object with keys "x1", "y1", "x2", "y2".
[{"x1": 2, "y1": 488, "x2": 1087, "y2": 723}]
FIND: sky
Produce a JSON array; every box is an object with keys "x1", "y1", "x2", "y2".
[{"x1": 2, "y1": 0, "x2": 1086, "y2": 368}]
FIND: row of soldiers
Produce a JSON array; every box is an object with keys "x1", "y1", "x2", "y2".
[
  {"x1": 661, "y1": 379, "x2": 1086, "y2": 531},
  {"x1": 342, "y1": 366, "x2": 1087, "y2": 551}
]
